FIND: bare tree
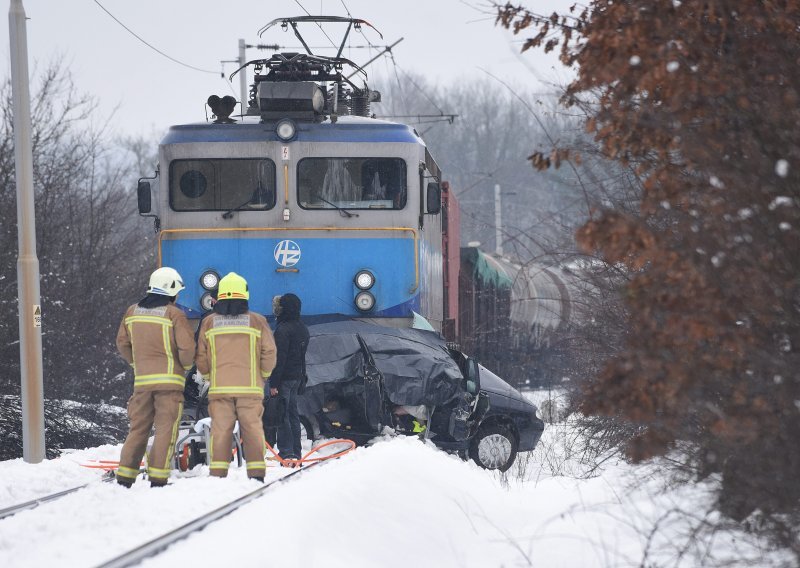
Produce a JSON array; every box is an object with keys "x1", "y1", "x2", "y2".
[
  {"x1": 0, "y1": 64, "x2": 154, "y2": 458},
  {"x1": 498, "y1": 1, "x2": 800, "y2": 559}
]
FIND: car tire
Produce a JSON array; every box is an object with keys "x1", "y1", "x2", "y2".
[{"x1": 469, "y1": 423, "x2": 518, "y2": 472}]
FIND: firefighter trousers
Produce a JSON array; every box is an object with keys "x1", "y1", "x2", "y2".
[
  {"x1": 118, "y1": 390, "x2": 184, "y2": 484},
  {"x1": 209, "y1": 397, "x2": 266, "y2": 478}
]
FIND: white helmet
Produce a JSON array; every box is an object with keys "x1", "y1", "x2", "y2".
[{"x1": 147, "y1": 267, "x2": 185, "y2": 297}]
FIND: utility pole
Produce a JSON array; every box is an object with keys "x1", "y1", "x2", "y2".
[
  {"x1": 238, "y1": 39, "x2": 247, "y2": 111},
  {"x1": 345, "y1": 37, "x2": 404, "y2": 80},
  {"x1": 9, "y1": 0, "x2": 45, "y2": 463},
  {"x1": 494, "y1": 183, "x2": 503, "y2": 256}
]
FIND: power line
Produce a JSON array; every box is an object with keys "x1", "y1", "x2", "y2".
[
  {"x1": 391, "y1": 59, "x2": 446, "y2": 115},
  {"x1": 293, "y1": 0, "x2": 339, "y2": 51},
  {"x1": 93, "y1": 0, "x2": 218, "y2": 75}
]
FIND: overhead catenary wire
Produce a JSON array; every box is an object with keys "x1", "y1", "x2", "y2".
[
  {"x1": 379, "y1": 52, "x2": 456, "y2": 134},
  {"x1": 390, "y1": 59, "x2": 446, "y2": 116},
  {"x1": 92, "y1": 0, "x2": 218, "y2": 75},
  {"x1": 293, "y1": 0, "x2": 340, "y2": 51}
]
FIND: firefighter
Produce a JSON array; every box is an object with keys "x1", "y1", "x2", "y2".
[
  {"x1": 196, "y1": 272, "x2": 277, "y2": 481},
  {"x1": 115, "y1": 267, "x2": 195, "y2": 488}
]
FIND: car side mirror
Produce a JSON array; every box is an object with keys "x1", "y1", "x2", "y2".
[
  {"x1": 137, "y1": 180, "x2": 152, "y2": 214},
  {"x1": 465, "y1": 358, "x2": 480, "y2": 395},
  {"x1": 426, "y1": 182, "x2": 441, "y2": 214}
]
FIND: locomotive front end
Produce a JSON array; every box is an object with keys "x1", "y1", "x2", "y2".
[{"x1": 138, "y1": 47, "x2": 444, "y2": 329}]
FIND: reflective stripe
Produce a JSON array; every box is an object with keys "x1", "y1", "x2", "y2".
[
  {"x1": 209, "y1": 335, "x2": 218, "y2": 390},
  {"x1": 125, "y1": 315, "x2": 174, "y2": 327},
  {"x1": 148, "y1": 466, "x2": 170, "y2": 479},
  {"x1": 116, "y1": 465, "x2": 140, "y2": 479},
  {"x1": 206, "y1": 326, "x2": 261, "y2": 339},
  {"x1": 162, "y1": 401, "x2": 183, "y2": 470},
  {"x1": 250, "y1": 334, "x2": 257, "y2": 389},
  {"x1": 246, "y1": 462, "x2": 266, "y2": 470},
  {"x1": 209, "y1": 461, "x2": 230, "y2": 470},
  {"x1": 163, "y1": 323, "x2": 174, "y2": 376},
  {"x1": 126, "y1": 323, "x2": 136, "y2": 367},
  {"x1": 208, "y1": 386, "x2": 264, "y2": 396},
  {"x1": 262, "y1": 371, "x2": 271, "y2": 379},
  {"x1": 134, "y1": 374, "x2": 185, "y2": 387}
]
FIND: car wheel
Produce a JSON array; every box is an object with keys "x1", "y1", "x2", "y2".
[{"x1": 469, "y1": 424, "x2": 518, "y2": 472}]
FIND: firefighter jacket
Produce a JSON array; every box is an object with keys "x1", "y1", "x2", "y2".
[
  {"x1": 196, "y1": 311, "x2": 277, "y2": 399},
  {"x1": 116, "y1": 303, "x2": 196, "y2": 391}
]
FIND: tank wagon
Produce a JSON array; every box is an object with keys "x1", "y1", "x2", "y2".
[{"x1": 458, "y1": 247, "x2": 576, "y2": 388}]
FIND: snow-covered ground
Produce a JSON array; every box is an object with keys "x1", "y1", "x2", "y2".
[{"x1": 0, "y1": 392, "x2": 788, "y2": 568}]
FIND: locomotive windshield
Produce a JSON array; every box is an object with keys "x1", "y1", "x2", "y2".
[
  {"x1": 297, "y1": 158, "x2": 406, "y2": 210},
  {"x1": 169, "y1": 159, "x2": 276, "y2": 212}
]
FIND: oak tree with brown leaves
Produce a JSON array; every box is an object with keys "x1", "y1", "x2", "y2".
[{"x1": 498, "y1": 0, "x2": 800, "y2": 554}]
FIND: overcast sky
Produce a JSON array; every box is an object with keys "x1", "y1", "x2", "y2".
[{"x1": 1, "y1": 0, "x2": 571, "y2": 137}]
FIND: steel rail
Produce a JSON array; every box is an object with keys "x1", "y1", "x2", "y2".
[
  {"x1": 0, "y1": 475, "x2": 114, "y2": 521},
  {"x1": 95, "y1": 462, "x2": 321, "y2": 568}
]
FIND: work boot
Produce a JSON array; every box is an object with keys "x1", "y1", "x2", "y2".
[
  {"x1": 116, "y1": 477, "x2": 133, "y2": 488},
  {"x1": 251, "y1": 476, "x2": 264, "y2": 483},
  {"x1": 150, "y1": 479, "x2": 168, "y2": 488}
]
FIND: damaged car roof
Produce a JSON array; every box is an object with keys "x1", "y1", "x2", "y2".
[{"x1": 303, "y1": 317, "x2": 464, "y2": 407}]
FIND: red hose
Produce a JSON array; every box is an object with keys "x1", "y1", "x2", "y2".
[{"x1": 264, "y1": 438, "x2": 356, "y2": 467}]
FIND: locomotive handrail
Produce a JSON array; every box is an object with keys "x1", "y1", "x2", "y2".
[{"x1": 157, "y1": 226, "x2": 419, "y2": 293}]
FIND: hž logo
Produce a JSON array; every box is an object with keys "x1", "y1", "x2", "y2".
[{"x1": 274, "y1": 240, "x2": 301, "y2": 267}]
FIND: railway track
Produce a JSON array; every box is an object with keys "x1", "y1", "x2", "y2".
[
  {"x1": 95, "y1": 462, "x2": 319, "y2": 568},
  {"x1": 2, "y1": 461, "x2": 323, "y2": 566},
  {"x1": 0, "y1": 473, "x2": 115, "y2": 521}
]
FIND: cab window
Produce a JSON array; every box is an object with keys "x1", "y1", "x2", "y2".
[
  {"x1": 297, "y1": 158, "x2": 407, "y2": 210},
  {"x1": 169, "y1": 159, "x2": 276, "y2": 211}
]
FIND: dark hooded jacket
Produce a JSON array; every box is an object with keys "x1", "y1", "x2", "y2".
[{"x1": 270, "y1": 293, "x2": 310, "y2": 390}]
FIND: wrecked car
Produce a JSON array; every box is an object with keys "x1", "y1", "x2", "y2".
[{"x1": 296, "y1": 318, "x2": 545, "y2": 471}]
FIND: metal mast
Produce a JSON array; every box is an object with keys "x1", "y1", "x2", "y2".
[{"x1": 10, "y1": 0, "x2": 45, "y2": 463}]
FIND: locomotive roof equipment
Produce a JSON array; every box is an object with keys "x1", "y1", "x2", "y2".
[{"x1": 228, "y1": 16, "x2": 382, "y2": 122}]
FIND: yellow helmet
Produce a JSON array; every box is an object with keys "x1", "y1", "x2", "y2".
[{"x1": 217, "y1": 272, "x2": 249, "y2": 300}]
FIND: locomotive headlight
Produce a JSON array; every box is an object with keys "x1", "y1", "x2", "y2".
[
  {"x1": 354, "y1": 291, "x2": 375, "y2": 312},
  {"x1": 276, "y1": 119, "x2": 296, "y2": 141},
  {"x1": 354, "y1": 270, "x2": 375, "y2": 290},
  {"x1": 200, "y1": 292, "x2": 215, "y2": 312},
  {"x1": 200, "y1": 270, "x2": 220, "y2": 290}
]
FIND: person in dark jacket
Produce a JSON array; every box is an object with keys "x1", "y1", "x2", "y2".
[{"x1": 268, "y1": 293, "x2": 310, "y2": 462}]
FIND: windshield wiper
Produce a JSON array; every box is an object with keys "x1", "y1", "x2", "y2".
[
  {"x1": 222, "y1": 182, "x2": 270, "y2": 219},
  {"x1": 315, "y1": 194, "x2": 358, "y2": 218},
  {"x1": 222, "y1": 197, "x2": 256, "y2": 219}
]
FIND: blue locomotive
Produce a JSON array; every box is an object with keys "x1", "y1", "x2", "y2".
[
  {"x1": 136, "y1": 17, "x2": 445, "y2": 329},
  {"x1": 135, "y1": 17, "x2": 552, "y2": 471}
]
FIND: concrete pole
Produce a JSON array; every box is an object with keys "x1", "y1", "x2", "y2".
[
  {"x1": 494, "y1": 183, "x2": 503, "y2": 256},
  {"x1": 10, "y1": 0, "x2": 45, "y2": 463},
  {"x1": 238, "y1": 39, "x2": 247, "y2": 112}
]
